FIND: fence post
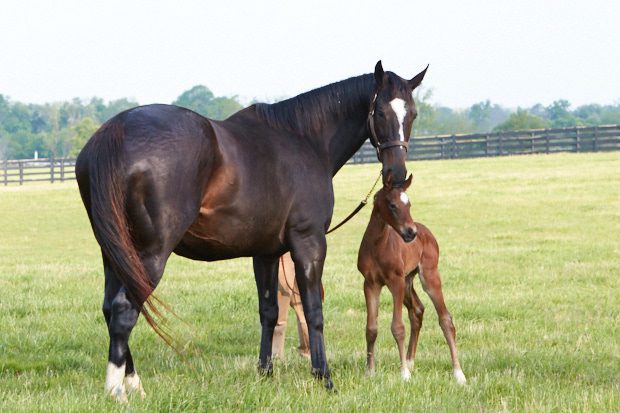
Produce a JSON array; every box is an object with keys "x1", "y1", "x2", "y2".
[
  {"x1": 498, "y1": 133, "x2": 503, "y2": 156},
  {"x1": 593, "y1": 126, "x2": 598, "y2": 151},
  {"x1": 485, "y1": 134, "x2": 489, "y2": 156},
  {"x1": 545, "y1": 130, "x2": 550, "y2": 154},
  {"x1": 3, "y1": 160, "x2": 7, "y2": 186},
  {"x1": 575, "y1": 127, "x2": 580, "y2": 152},
  {"x1": 530, "y1": 132, "x2": 535, "y2": 153},
  {"x1": 60, "y1": 158, "x2": 65, "y2": 182},
  {"x1": 19, "y1": 160, "x2": 24, "y2": 185},
  {"x1": 50, "y1": 157, "x2": 55, "y2": 183},
  {"x1": 451, "y1": 135, "x2": 457, "y2": 158}
]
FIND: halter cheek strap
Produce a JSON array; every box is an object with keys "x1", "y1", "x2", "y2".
[{"x1": 367, "y1": 92, "x2": 409, "y2": 162}]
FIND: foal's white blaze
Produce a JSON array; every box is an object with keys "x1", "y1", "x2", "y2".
[
  {"x1": 399, "y1": 191, "x2": 409, "y2": 205},
  {"x1": 105, "y1": 362, "x2": 127, "y2": 402},
  {"x1": 453, "y1": 368, "x2": 467, "y2": 385},
  {"x1": 389, "y1": 98, "x2": 407, "y2": 141}
]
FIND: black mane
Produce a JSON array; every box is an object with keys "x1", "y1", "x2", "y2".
[{"x1": 255, "y1": 74, "x2": 375, "y2": 135}]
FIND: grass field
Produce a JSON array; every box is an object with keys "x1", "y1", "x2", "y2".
[{"x1": 1, "y1": 152, "x2": 619, "y2": 412}]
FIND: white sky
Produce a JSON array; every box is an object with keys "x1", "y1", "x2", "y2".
[{"x1": 1, "y1": 0, "x2": 619, "y2": 109}]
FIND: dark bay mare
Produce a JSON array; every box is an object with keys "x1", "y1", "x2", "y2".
[{"x1": 76, "y1": 61, "x2": 427, "y2": 400}]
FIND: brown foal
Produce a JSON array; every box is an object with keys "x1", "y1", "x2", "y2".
[{"x1": 357, "y1": 173, "x2": 466, "y2": 384}]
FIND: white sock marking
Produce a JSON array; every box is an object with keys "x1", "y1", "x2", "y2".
[
  {"x1": 389, "y1": 98, "x2": 407, "y2": 141},
  {"x1": 105, "y1": 362, "x2": 127, "y2": 402},
  {"x1": 453, "y1": 368, "x2": 467, "y2": 385},
  {"x1": 401, "y1": 368, "x2": 411, "y2": 381},
  {"x1": 125, "y1": 371, "x2": 146, "y2": 399}
]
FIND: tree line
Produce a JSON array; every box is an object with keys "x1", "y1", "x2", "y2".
[
  {"x1": 413, "y1": 90, "x2": 620, "y2": 136},
  {"x1": 1, "y1": 85, "x2": 619, "y2": 160}
]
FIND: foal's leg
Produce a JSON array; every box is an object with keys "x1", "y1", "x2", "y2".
[
  {"x1": 363, "y1": 279, "x2": 382, "y2": 376},
  {"x1": 419, "y1": 266, "x2": 467, "y2": 385},
  {"x1": 253, "y1": 255, "x2": 280, "y2": 375},
  {"x1": 386, "y1": 275, "x2": 410, "y2": 380},
  {"x1": 272, "y1": 260, "x2": 291, "y2": 359},
  {"x1": 403, "y1": 273, "x2": 425, "y2": 370}
]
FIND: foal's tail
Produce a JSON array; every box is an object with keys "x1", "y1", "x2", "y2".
[{"x1": 86, "y1": 118, "x2": 172, "y2": 346}]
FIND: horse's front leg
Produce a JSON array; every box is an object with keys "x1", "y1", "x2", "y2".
[
  {"x1": 289, "y1": 233, "x2": 334, "y2": 390},
  {"x1": 253, "y1": 255, "x2": 280, "y2": 375}
]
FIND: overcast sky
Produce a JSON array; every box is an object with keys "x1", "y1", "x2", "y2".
[{"x1": 1, "y1": 0, "x2": 618, "y2": 109}]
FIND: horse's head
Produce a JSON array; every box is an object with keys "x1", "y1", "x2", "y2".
[
  {"x1": 373, "y1": 171, "x2": 417, "y2": 243},
  {"x1": 368, "y1": 61, "x2": 428, "y2": 186}
]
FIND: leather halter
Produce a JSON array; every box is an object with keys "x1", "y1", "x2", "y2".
[{"x1": 367, "y1": 92, "x2": 409, "y2": 162}]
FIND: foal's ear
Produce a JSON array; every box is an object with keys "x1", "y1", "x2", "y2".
[
  {"x1": 374, "y1": 60, "x2": 385, "y2": 88},
  {"x1": 403, "y1": 173, "x2": 413, "y2": 190},
  {"x1": 409, "y1": 64, "x2": 429, "y2": 90},
  {"x1": 384, "y1": 169, "x2": 394, "y2": 189}
]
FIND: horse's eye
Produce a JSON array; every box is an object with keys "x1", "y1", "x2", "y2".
[
  {"x1": 376, "y1": 111, "x2": 385, "y2": 119},
  {"x1": 389, "y1": 202, "x2": 397, "y2": 211}
]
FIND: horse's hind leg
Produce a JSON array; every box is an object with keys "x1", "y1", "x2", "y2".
[
  {"x1": 103, "y1": 253, "x2": 166, "y2": 401},
  {"x1": 418, "y1": 266, "x2": 466, "y2": 385},
  {"x1": 403, "y1": 273, "x2": 424, "y2": 370}
]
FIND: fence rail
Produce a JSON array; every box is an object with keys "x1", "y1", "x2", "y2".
[
  {"x1": 2, "y1": 125, "x2": 620, "y2": 185},
  {"x1": 1, "y1": 158, "x2": 76, "y2": 186},
  {"x1": 349, "y1": 124, "x2": 620, "y2": 163}
]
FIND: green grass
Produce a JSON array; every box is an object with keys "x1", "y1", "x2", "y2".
[{"x1": 1, "y1": 152, "x2": 619, "y2": 412}]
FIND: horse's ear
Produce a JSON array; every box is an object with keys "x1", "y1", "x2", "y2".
[
  {"x1": 409, "y1": 64, "x2": 429, "y2": 90},
  {"x1": 403, "y1": 173, "x2": 413, "y2": 190},
  {"x1": 374, "y1": 60, "x2": 385, "y2": 88}
]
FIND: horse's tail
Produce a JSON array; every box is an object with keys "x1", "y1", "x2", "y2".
[{"x1": 87, "y1": 118, "x2": 173, "y2": 346}]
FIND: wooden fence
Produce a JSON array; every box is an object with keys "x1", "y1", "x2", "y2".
[
  {"x1": 1, "y1": 158, "x2": 76, "y2": 186},
  {"x1": 349, "y1": 124, "x2": 620, "y2": 163},
  {"x1": 1, "y1": 125, "x2": 619, "y2": 185}
]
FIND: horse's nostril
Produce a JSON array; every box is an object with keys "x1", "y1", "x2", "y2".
[{"x1": 402, "y1": 227, "x2": 417, "y2": 242}]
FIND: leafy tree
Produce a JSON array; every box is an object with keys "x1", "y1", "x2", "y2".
[
  {"x1": 173, "y1": 85, "x2": 242, "y2": 120},
  {"x1": 546, "y1": 100, "x2": 582, "y2": 128},
  {"x1": 493, "y1": 108, "x2": 549, "y2": 131},
  {"x1": 468, "y1": 100, "x2": 510, "y2": 132},
  {"x1": 69, "y1": 117, "x2": 98, "y2": 156},
  {"x1": 173, "y1": 85, "x2": 215, "y2": 117}
]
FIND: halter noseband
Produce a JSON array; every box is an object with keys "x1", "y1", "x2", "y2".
[{"x1": 367, "y1": 92, "x2": 409, "y2": 162}]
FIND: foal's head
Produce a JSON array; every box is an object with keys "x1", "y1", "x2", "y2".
[{"x1": 373, "y1": 172, "x2": 417, "y2": 243}]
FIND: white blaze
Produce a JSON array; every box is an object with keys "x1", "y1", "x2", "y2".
[
  {"x1": 389, "y1": 98, "x2": 407, "y2": 141},
  {"x1": 400, "y1": 192, "x2": 409, "y2": 205}
]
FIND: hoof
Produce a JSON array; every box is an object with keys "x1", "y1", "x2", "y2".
[
  {"x1": 125, "y1": 372, "x2": 146, "y2": 399},
  {"x1": 324, "y1": 377, "x2": 336, "y2": 392},
  {"x1": 257, "y1": 361, "x2": 273, "y2": 376},
  {"x1": 401, "y1": 368, "x2": 411, "y2": 381},
  {"x1": 453, "y1": 368, "x2": 467, "y2": 385},
  {"x1": 106, "y1": 384, "x2": 128, "y2": 404}
]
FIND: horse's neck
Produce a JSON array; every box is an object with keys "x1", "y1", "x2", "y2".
[
  {"x1": 366, "y1": 208, "x2": 393, "y2": 244},
  {"x1": 325, "y1": 115, "x2": 369, "y2": 176}
]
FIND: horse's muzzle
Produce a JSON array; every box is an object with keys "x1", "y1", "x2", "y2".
[{"x1": 401, "y1": 227, "x2": 417, "y2": 243}]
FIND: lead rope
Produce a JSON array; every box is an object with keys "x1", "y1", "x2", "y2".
[{"x1": 326, "y1": 170, "x2": 382, "y2": 234}]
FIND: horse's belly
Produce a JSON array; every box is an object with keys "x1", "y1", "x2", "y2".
[
  {"x1": 173, "y1": 209, "x2": 285, "y2": 261},
  {"x1": 174, "y1": 232, "x2": 245, "y2": 261}
]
